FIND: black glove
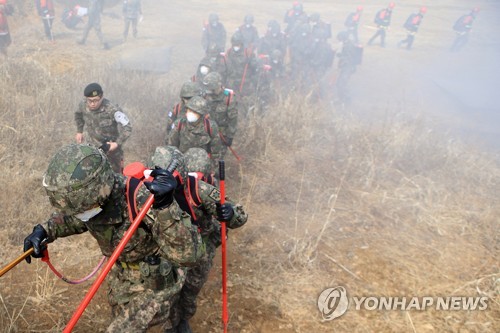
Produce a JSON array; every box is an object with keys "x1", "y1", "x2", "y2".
[
  {"x1": 99, "y1": 142, "x2": 110, "y2": 153},
  {"x1": 23, "y1": 224, "x2": 48, "y2": 264},
  {"x1": 216, "y1": 203, "x2": 234, "y2": 222},
  {"x1": 223, "y1": 136, "x2": 233, "y2": 147},
  {"x1": 144, "y1": 167, "x2": 177, "y2": 210}
]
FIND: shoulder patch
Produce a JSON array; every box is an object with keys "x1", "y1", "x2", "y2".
[
  {"x1": 208, "y1": 188, "x2": 221, "y2": 201},
  {"x1": 114, "y1": 111, "x2": 130, "y2": 126}
]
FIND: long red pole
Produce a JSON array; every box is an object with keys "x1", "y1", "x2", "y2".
[
  {"x1": 219, "y1": 160, "x2": 228, "y2": 332},
  {"x1": 63, "y1": 195, "x2": 155, "y2": 332}
]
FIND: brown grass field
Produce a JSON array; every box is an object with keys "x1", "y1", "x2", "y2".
[{"x1": 0, "y1": 0, "x2": 498, "y2": 332}]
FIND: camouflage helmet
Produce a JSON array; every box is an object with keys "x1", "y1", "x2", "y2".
[
  {"x1": 202, "y1": 72, "x2": 223, "y2": 92},
  {"x1": 149, "y1": 146, "x2": 188, "y2": 183},
  {"x1": 185, "y1": 95, "x2": 208, "y2": 115},
  {"x1": 267, "y1": 20, "x2": 281, "y2": 34},
  {"x1": 231, "y1": 31, "x2": 244, "y2": 45},
  {"x1": 43, "y1": 144, "x2": 114, "y2": 215},
  {"x1": 184, "y1": 148, "x2": 211, "y2": 175},
  {"x1": 208, "y1": 13, "x2": 219, "y2": 24},
  {"x1": 244, "y1": 14, "x2": 254, "y2": 25},
  {"x1": 180, "y1": 81, "x2": 201, "y2": 99}
]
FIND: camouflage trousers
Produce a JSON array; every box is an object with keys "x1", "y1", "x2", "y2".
[
  {"x1": 176, "y1": 237, "x2": 218, "y2": 321},
  {"x1": 106, "y1": 261, "x2": 187, "y2": 333}
]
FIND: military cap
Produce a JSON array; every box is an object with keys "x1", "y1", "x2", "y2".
[
  {"x1": 84, "y1": 83, "x2": 103, "y2": 97},
  {"x1": 185, "y1": 95, "x2": 208, "y2": 115},
  {"x1": 202, "y1": 72, "x2": 222, "y2": 91}
]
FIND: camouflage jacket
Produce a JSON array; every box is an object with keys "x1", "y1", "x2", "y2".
[
  {"x1": 224, "y1": 47, "x2": 259, "y2": 95},
  {"x1": 188, "y1": 177, "x2": 248, "y2": 234},
  {"x1": 75, "y1": 98, "x2": 132, "y2": 147},
  {"x1": 204, "y1": 91, "x2": 239, "y2": 139},
  {"x1": 168, "y1": 117, "x2": 224, "y2": 170},
  {"x1": 42, "y1": 174, "x2": 205, "y2": 266}
]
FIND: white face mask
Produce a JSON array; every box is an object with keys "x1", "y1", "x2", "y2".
[
  {"x1": 200, "y1": 66, "x2": 209, "y2": 75},
  {"x1": 233, "y1": 46, "x2": 241, "y2": 52},
  {"x1": 186, "y1": 110, "x2": 201, "y2": 123},
  {"x1": 75, "y1": 207, "x2": 103, "y2": 222},
  {"x1": 246, "y1": 24, "x2": 251, "y2": 28}
]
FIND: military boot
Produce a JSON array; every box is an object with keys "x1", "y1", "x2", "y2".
[{"x1": 177, "y1": 320, "x2": 192, "y2": 333}]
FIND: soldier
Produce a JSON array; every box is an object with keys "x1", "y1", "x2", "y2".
[
  {"x1": 288, "y1": 22, "x2": 313, "y2": 80},
  {"x1": 306, "y1": 28, "x2": 335, "y2": 84},
  {"x1": 122, "y1": 0, "x2": 142, "y2": 41},
  {"x1": 202, "y1": 13, "x2": 226, "y2": 55},
  {"x1": 367, "y1": 2, "x2": 395, "y2": 48},
  {"x1": 75, "y1": 82, "x2": 132, "y2": 173},
  {"x1": 236, "y1": 14, "x2": 259, "y2": 52},
  {"x1": 451, "y1": 7, "x2": 479, "y2": 52},
  {"x1": 78, "y1": 0, "x2": 109, "y2": 49},
  {"x1": 167, "y1": 81, "x2": 202, "y2": 136},
  {"x1": 0, "y1": 0, "x2": 13, "y2": 57},
  {"x1": 192, "y1": 52, "x2": 227, "y2": 84},
  {"x1": 201, "y1": 72, "x2": 239, "y2": 153},
  {"x1": 398, "y1": 7, "x2": 426, "y2": 50},
  {"x1": 168, "y1": 96, "x2": 224, "y2": 173},
  {"x1": 225, "y1": 31, "x2": 260, "y2": 95},
  {"x1": 34, "y1": 0, "x2": 55, "y2": 41},
  {"x1": 344, "y1": 5, "x2": 363, "y2": 43},
  {"x1": 258, "y1": 19, "x2": 287, "y2": 61},
  {"x1": 149, "y1": 146, "x2": 248, "y2": 332},
  {"x1": 309, "y1": 13, "x2": 331, "y2": 40},
  {"x1": 283, "y1": 1, "x2": 308, "y2": 38},
  {"x1": 335, "y1": 31, "x2": 360, "y2": 106},
  {"x1": 23, "y1": 143, "x2": 205, "y2": 332}
]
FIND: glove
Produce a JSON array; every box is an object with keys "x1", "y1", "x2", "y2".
[
  {"x1": 99, "y1": 142, "x2": 110, "y2": 153},
  {"x1": 216, "y1": 203, "x2": 234, "y2": 222},
  {"x1": 223, "y1": 136, "x2": 233, "y2": 147},
  {"x1": 23, "y1": 224, "x2": 48, "y2": 264},
  {"x1": 144, "y1": 167, "x2": 177, "y2": 210}
]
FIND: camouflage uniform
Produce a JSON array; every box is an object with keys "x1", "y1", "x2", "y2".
[
  {"x1": 75, "y1": 97, "x2": 132, "y2": 173},
  {"x1": 150, "y1": 146, "x2": 248, "y2": 327},
  {"x1": 79, "y1": 0, "x2": 109, "y2": 49},
  {"x1": 24, "y1": 144, "x2": 205, "y2": 332},
  {"x1": 122, "y1": 0, "x2": 142, "y2": 40},
  {"x1": 202, "y1": 13, "x2": 226, "y2": 55},
  {"x1": 236, "y1": 14, "x2": 259, "y2": 51},
  {"x1": 166, "y1": 81, "x2": 201, "y2": 137},
  {"x1": 258, "y1": 20, "x2": 287, "y2": 61},
  {"x1": 224, "y1": 31, "x2": 259, "y2": 96},
  {"x1": 168, "y1": 96, "x2": 224, "y2": 173},
  {"x1": 201, "y1": 72, "x2": 239, "y2": 152}
]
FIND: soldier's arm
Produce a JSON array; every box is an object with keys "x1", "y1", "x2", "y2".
[
  {"x1": 112, "y1": 104, "x2": 132, "y2": 146},
  {"x1": 227, "y1": 99, "x2": 239, "y2": 138},
  {"x1": 42, "y1": 212, "x2": 89, "y2": 242},
  {"x1": 199, "y1": 181, "x2": 248, "y2": 229},
  {"x1": 168, "y1": 119, "x2": 181, "y2": 147},
  {"x1": 209, "y1": 121, "x2": 224, "y2": 163},
  {"x1": 75, "y1": 101, "x2": 86, "y2": 133}
]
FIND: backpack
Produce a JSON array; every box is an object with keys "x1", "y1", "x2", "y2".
[{"x1": 374, "y1": 9, "x2": 386, "y2": 25}]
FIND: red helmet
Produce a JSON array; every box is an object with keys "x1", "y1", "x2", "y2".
[
  {"x1": 0, "y1": 0, "x2": 6, "y2": 5},
  {"x1": 420, "y1": 6, "x2": 427, "y2": 14},
  {"x1": 357, "y1": 5, "x2": 363, "y2": 12},
  {"x1": 388, "y1": 2, "x2": 395, "y2": 9}
]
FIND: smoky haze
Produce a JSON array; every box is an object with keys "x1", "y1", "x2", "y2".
[{"x1": 120, "y1": 0, "x2": 499, "y2": 151}]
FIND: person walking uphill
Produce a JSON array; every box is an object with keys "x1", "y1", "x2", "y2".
[
  {"x1": 75, "y1": 83, "x2": 132, "y2": 173},
  {"x1": 398, "y1": 7, "x2": 427, "y2": 50},
  {"x1": 23, "y1": 143, "x2": 205, "y2": 332},
  {"x1": 34, "y1": 0, "x2": 55, "y2": 41},
  {"x1": 122, "y1": 0, "x2": 142, "y2": 41},
  {"x1": 78, "y1": 0, "x2": 109, "y2": 49},
  {"x1": 367, "y1": 2, "x2": 395, "y2": 48}
]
